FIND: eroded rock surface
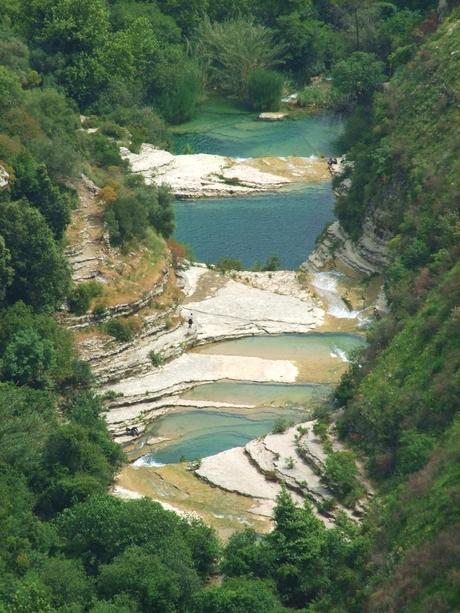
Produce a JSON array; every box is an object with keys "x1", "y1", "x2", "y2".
[{"x1": 120, "y1": 144, "x2": 329, "y2": 198}]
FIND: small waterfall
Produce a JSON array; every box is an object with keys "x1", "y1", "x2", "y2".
[{"x1": 310, "y1": 272, "x2": 364, "y2": 320}]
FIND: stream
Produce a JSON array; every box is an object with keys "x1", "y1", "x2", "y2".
[{"x1": 173, "y1": 98, "x2": 342, "y2": 268}]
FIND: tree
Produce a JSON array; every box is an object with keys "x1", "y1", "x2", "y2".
[
  {"x1": 154, "y1": 59, "x2": 202, "y2": 124},
  {"x1": 193, "y1": 18, "x2": 283, "y2": 99},
  {"x1": 268, "y1": 487, "x2": 331, "y2": 606},
  {"x1": 275, "y1": 13, "x2": 344, "y2": 78},
  {"x1": 0, "y1": 200, "x2": 70, "y2": 310},
  {"x1": 332, "y1": 51, "x2": 385, "y2": 104},
  {"x1": 222, "y1": 528, "x2": 274, "y2": 578},
  {"x1": 0, "y1": 235, "x2": 14, "y2": 301},
  {"x1": 193, "y1": 577, "x2": 283, "y2": 613},
  {"x1": 12, "y1": 158, "x2": 72, "y2": 239},
  {"x1": 1, "y1": 328, "x2": 57, "y2": 388},
  {"x1": 37, "y1": 557, "x2": 94, "y2": 610},
  {"x1": 97, "y1": 545, "x2": 200, "y2": 611},
  {"x1": 157, "y1": 0, "x2": 209, "y2": 37},
  {"x1": 0, "y1": 382, "x2": 57, "y2": 480},
  {"x1": 27, "y1": 0, "x2": 110, "y2": 53},
  {"x1": 397, "y1": 429, "x2": 435, "y2": 475},
  {"x1": 56, "y1": 495, "x2": 218, "y2": 575},
  {"x1": 323, "y1": 451, "x2": 362, "y2": 503},
  {"x1": 0, "y1": 65, "x2": 23, "y2": 112},
  {"x1": 331, "y1": 0, "x2": 383, "y2": 52}
]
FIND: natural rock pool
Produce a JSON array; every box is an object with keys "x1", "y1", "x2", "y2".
[
  {"x1": 192, "y1": 332, "x2": 365, "y2": 383},
  {"x1": 172, "y1": 99, "x2": 342, "y2": 268},
  {"x1": 136, "y1": 333, "x2": 364, "y2": 465}
]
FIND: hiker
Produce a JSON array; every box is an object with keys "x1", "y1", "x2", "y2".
[{"x1": 188, "y1": 313, "x2": 193, "y2": 329}]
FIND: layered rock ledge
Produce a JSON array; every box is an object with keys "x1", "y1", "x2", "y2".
[{"x1": 302, "y1": 219, "x2": 390, "y2": 276}]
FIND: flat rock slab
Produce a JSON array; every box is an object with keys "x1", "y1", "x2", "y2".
[
  {"x1": 184, "y1": 276, "x2": 323, "y2": 335},
  {"x1": 120, "y1": 144, "x2": 329, "y2": 198},
  {"x1": 197, "y1": 447, "x2": 281, "y2": 499},
  {"x1": 258, "y1": 112, "x2": 288, "y2": 121},
  {"x1": 104, "y1": 352, "x2": 298, "y2": 399},
  {"x1": 263, "y1": 424, "x2": 328, "y2": 494},
  {"x1": 101, "y1": 267, "x2": 325, "y2": 426}
]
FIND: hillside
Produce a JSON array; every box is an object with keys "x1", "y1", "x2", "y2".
[{"x1": 335, "y1": 12, "x2": 460, "y2": 609}]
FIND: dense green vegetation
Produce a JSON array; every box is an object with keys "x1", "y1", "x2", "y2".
[
  {"x1": 1, "y1": 0, "x2": 459, "y2": 611},
  {"x1": 331, "y1": 8, "x2": 460, "y2": 609}
]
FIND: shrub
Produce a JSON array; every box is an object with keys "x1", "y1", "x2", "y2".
[
  {"x1": 313, "y1": 420, "x2": 329, "y2": 441},
  {"x1": 105, "y1": 183, "x2": 174, "y2": 246},
  {"x1": 272, "y1": 418, "x2": 293, "y2": 434},
  {"x1": 149, "y1": 350, "x2": 163, "y2": 367},
  {"x1": 99, "y1": 185, "x2": 117, "y2": 204},
  {"x1": 155, "y1": 61, "x2": 202, "y2": 125},
  {"x1": 397, "y1": 430, "x2": 435, "y2": 476},
  {"x1": 215, "y1": 258, "x2": 242, "y2": 273},
  {"x1": 68, "y1": 281, "x2": 104, "y2": 315},
  {"x1": 262, "y1": 255, "x2": 280, "y2": 271},
  {"x1": 99, "y1": 120, "x2": 125, "y2": 139},
  {"x1": 92, "y1": 303, "x2": 107, "y2": 321},
  {"x1": 246, "y1": 69, "x2": 283, "y2": 111},
  {"x1": 317, "y1": 497, "x2": 335, "y2": 514},
  {"x1": 297, "y1": 84, "x2": 331, "y2": 108},
  {"x1": 104, "y1": 319, "x2": 133, "y2": 343},
  {"x1": 110, "y1": 106, "x2": 170, "y2": 151},
  {"x1": 296, "y1": 425, "x2": 309, "y2": 436},
  {"x1": 323, "y1": 451, "x2": 363, "y2": 505},
  {"x1": 85, "y1": 133, "x2": 125, "y2": 168}
]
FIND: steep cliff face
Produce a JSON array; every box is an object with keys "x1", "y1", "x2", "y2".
[
  {"x1": 302, "y1": 157, "x2": 391, "y2": 276},
  {"x1": 302, "y1": 218, "x2": 390, "y2": 276}
]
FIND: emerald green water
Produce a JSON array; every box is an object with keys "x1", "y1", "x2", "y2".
[
  {"x1": 139, "y1": 334, "x2": 364, "y2": 465},
  {"x1": 172, "y1": 98, "x2": 342, "y2": 269},
  {"x1": 182, "y1": 381, "x2": 332, "y2": 406},
  {"x1": 173, "y1": 98, "x2": 341, "y2": 158},
  {"x1": 139, "y1": 383, "x2": 330, "y2": 465}
]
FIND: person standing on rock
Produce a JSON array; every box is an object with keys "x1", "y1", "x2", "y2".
[{"x1": 188, "y1": 313, "x2": 193, "y2": 329}]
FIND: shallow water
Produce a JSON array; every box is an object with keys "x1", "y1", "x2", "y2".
[
  {"x1": 173, "y1": 98, "x2": 342, "y2": 269},
  {"x1": 193, "y1": 332, "x2": 366, "y2": 383},
  {"x1": 138, "y1": 381, "x2": 331, "y2": 465},
  {"x1": 173, "y1": 98, "x2": 341, "y2": 158},
  {"x1": 138, "y1": 406, "x2": 302, "y2": 465},
  {"x1": 175, "y1": 183, "x2": 335, "y2": 269},
  {"x1": 182, "y1": 381, "x2": 332, "y2": 406},
  {"x1": 137, "y1": 333, "x2": 365, "y2": 465}
]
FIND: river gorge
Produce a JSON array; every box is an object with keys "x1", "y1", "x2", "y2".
[{"x1": 73, "y1": 99, "x2": 381, "y2": 538}]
